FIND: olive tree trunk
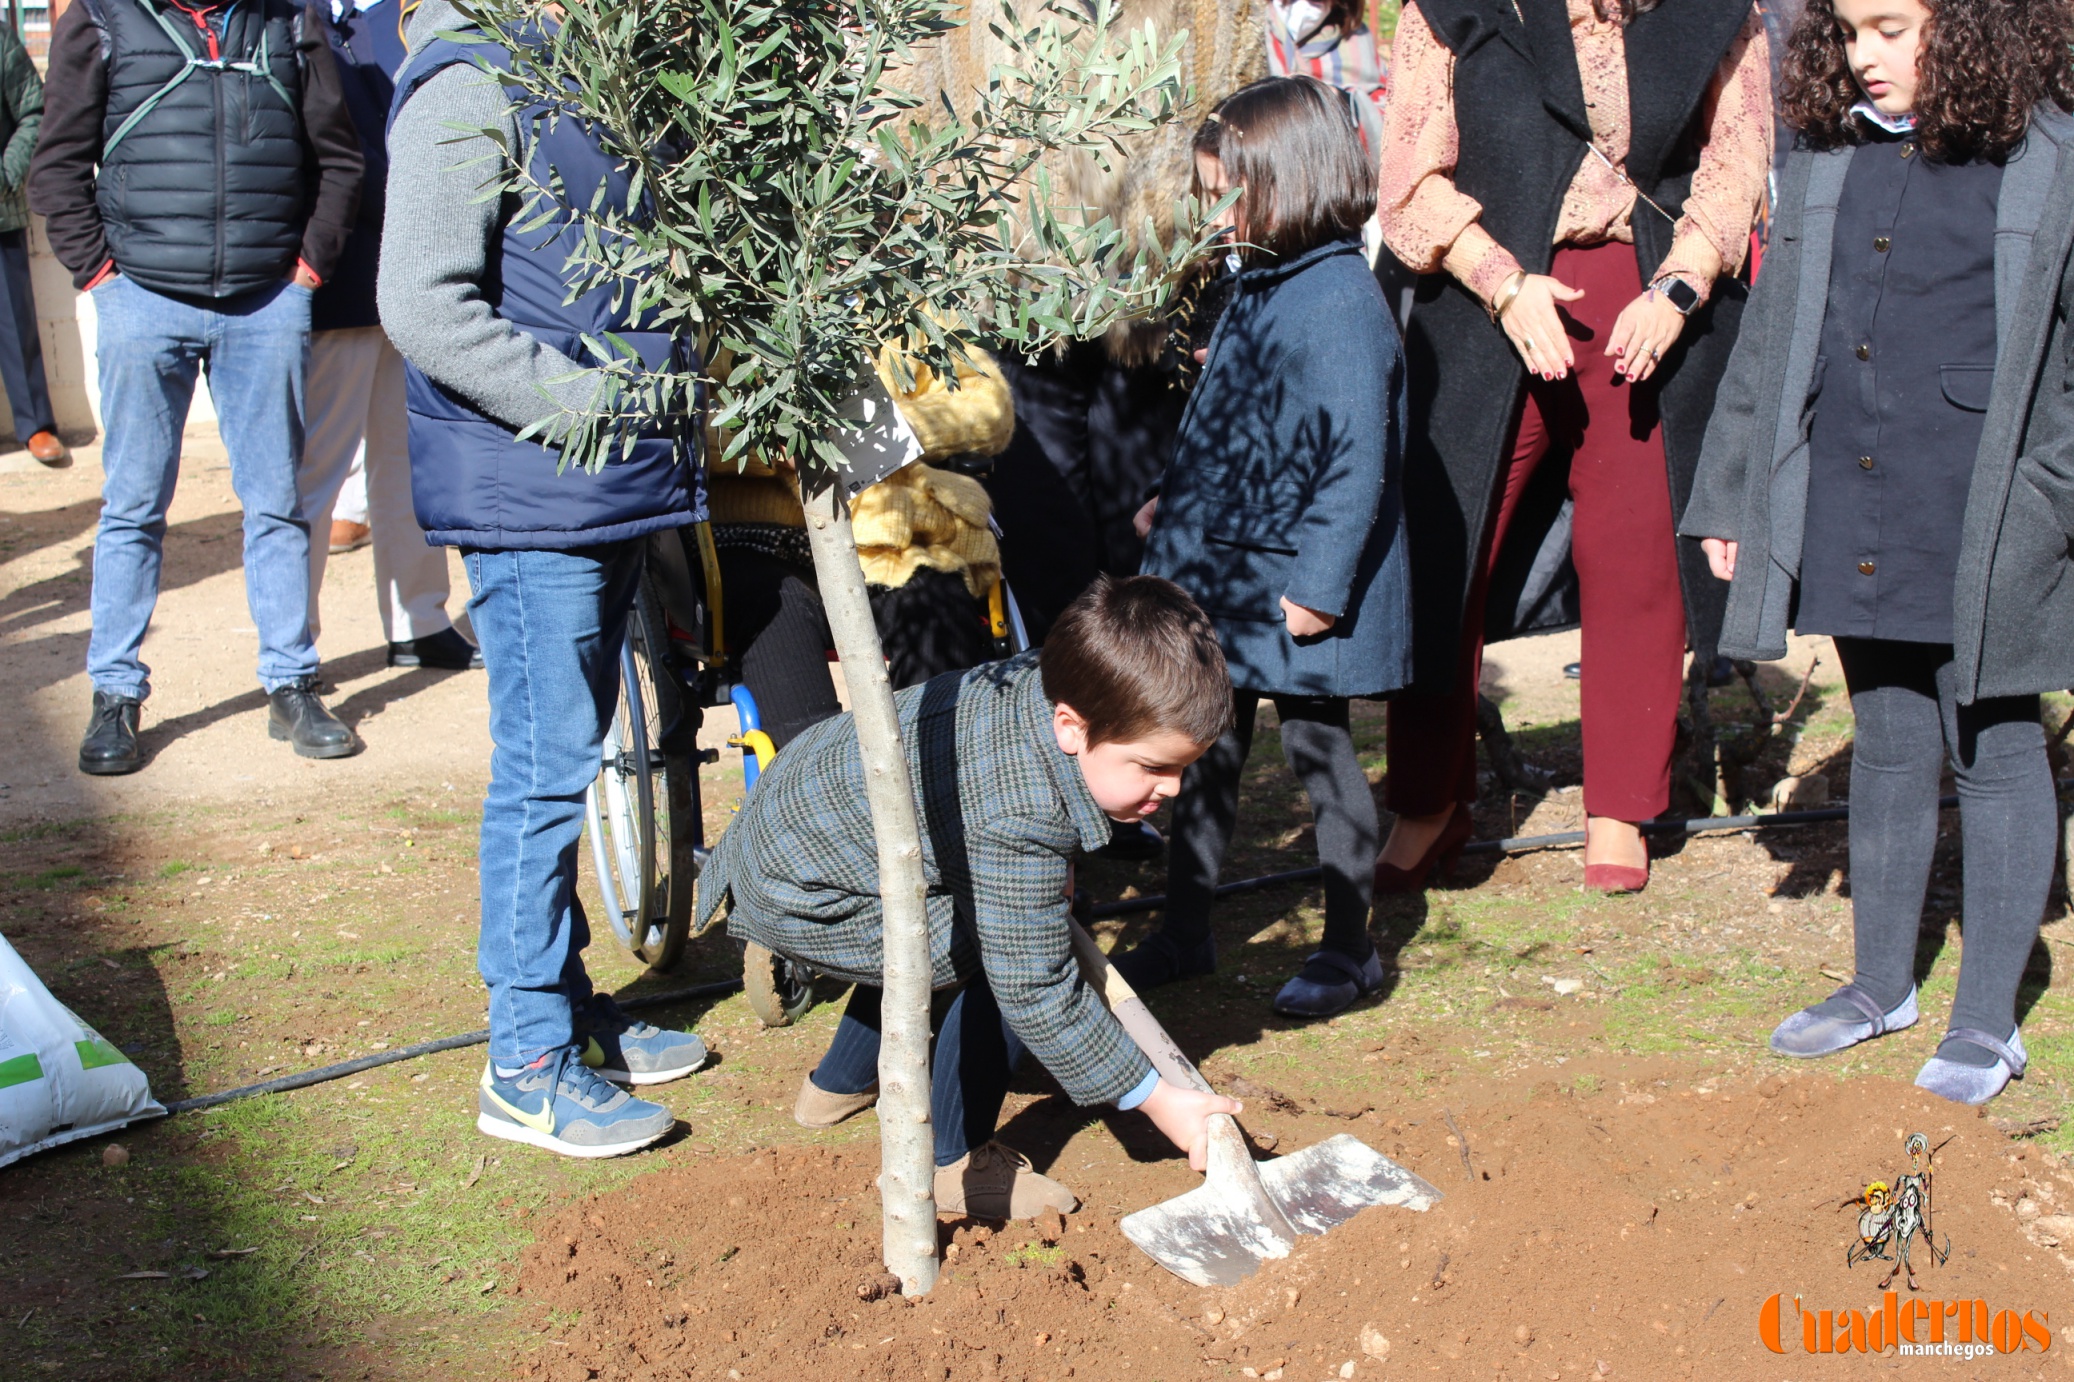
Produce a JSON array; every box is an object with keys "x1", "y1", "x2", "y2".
[{"x1": 800, "y1": 479, "x2": 939, "y2": 1297}]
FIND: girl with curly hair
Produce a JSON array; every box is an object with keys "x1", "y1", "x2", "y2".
[{"x1": 1683, "y1": 0, "x2": 2074, "y2": 1104}]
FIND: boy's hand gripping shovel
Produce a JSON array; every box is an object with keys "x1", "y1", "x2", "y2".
[{"x1": 1069, "y1": 922, "x2": 1442, "y2": 1287}]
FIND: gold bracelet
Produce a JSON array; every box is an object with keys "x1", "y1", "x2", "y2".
[{"x1": 1491, "y1": 270, "x2": 1527, "y2": 323}]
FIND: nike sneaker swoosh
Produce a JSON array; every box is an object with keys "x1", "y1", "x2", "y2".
[{"x1": 479, "y1": 1065, "x2": 557, "y2": 1134}]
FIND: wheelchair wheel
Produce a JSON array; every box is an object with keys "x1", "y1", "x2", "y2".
[
  {"x1": 586, "y1": 576, "x2": 698, "y2": 970},
  {"x1": 741, "y1": 940, "x2": 817, "y2": 1027}
]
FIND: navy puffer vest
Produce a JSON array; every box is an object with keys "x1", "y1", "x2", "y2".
[
  {"x1": 84, "y1": 0, "x2": 308, "y2": 300},
  {"x1": 387, "y1": 34, "x2": 701, "y2": 550}
]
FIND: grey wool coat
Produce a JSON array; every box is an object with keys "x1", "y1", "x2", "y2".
[{"x1": 1681, "y1": 106, "x2": 2074, "y2": 703}]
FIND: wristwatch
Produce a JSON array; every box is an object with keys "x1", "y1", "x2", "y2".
[{"x1": 1649, "y1": 275, "x2": 1700, "y2": 316}]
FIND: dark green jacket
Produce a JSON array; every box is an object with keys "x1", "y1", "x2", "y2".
[{"x1": 0, "y1": 21, "x2": 40, "y2": 233}]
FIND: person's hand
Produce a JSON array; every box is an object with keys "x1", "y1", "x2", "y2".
[
  {"x1": 1701, "y1": 537, "x2": 1738, "y2": 581},
  {"x1": 1604, "y1": 287, "x2": 1689, "y2": 383},
  {"x1": 1499, "y1": 274, "x2": 1583, "y2": 380},
  {"x1": 1137, "y1": 1079, "x2": 1243, "y2": 1172},
  {"x1": 1133, "y1": 496, "x2": 1159, "y2": 539},
  {"x1": 1280, "y1": 596, "x2": 1335, "y2": 637},
  {"x1": 288, "y1": 264, "x2": 321, "y2": 289}
]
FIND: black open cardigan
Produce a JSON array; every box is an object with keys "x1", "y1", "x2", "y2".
[{"x1": 1398, "y1": 0, "x2": 1756, "y2": 690}]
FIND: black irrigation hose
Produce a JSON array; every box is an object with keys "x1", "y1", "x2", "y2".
[
  {"x1": 160, "y1": 976, "x2": 742, "y2": 1116},
  {"x1": 155, "y1": 781, "x2": 2066, "y2": 1105},
  {"x1": 1083, "y1": 796, "x2": 1956, "y2": 921}
]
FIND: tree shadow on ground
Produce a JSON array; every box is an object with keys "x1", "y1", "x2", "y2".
[
  {"x1": 117, "y1": 645, "x2": 473, "y2": 767},
  {"x1": 0, "y1": 817, "x2": 257, "y2": 1381}
]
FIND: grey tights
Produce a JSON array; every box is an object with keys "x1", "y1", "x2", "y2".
[
  {"x1": 1818, "y1": 639, "x2": 2054, "y2": 1066},
  {"x1": 1163, "y1": 692, "x2": 1378, "y2": 960}
]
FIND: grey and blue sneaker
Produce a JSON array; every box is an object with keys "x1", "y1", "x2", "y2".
[
  {"x1": 576, "y1": 994, "x2": 709, "y2": 1085},
  {"x1": 1273, "y1": 946, "x2": 1385, "y2": 1018},
  {"x1": 476, "y1": 1047, "x2": 674, "y2": 1158},
  {"x1": 1769, "y1": 984, "x2": 1917, "y2": 1058}
]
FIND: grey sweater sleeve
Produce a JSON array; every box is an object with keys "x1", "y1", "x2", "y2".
[{"x1": 377, "y1": 63, "x2": 601, "y2": 437}]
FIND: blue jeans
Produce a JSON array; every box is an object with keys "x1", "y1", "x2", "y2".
[
  {"x1": 465, "y1": 541, "x2": 641, "y2": 1064},
  {"x1": 88, "y1": 275, "x2": 319, "y2": 698},
  {"x1": 813, "y1": 979, "x2": 1028, "y2": 1166}
]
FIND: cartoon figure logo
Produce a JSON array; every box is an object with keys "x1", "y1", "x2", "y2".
[{"x1": 1840, "y1": 1132, "x2": 1950, "y2": 1291}]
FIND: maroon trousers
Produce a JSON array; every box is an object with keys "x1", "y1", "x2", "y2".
[{"x1": 1388, "y1": 242, "x2": 1687, "y2": 823}]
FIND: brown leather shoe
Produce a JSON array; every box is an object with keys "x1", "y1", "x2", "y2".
[
  {"x1": 329, "y1": 519, "x2": 372, "y2": 554},
  {"x1": 933, "y1": 1141, "x2": 1077, "y2": 1220},
  {"x1": 793, "y1": 1074, "x2": 878, "y2": 1129},
  {"x1": 26, "y1": 430, "x2": 67, "y2": 465}
]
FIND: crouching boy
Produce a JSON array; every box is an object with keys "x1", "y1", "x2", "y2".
[{"x1": 696, "y1": 575, "x2": 1242, "y2": 1218}]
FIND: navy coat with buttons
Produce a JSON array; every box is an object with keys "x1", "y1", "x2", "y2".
[
  {"x1": 1141, "y1": 237, "x2": 1413, "y2": 698},
  {"x1": 1682, "y1": 105, "x2": 2074, "y2": 703}
]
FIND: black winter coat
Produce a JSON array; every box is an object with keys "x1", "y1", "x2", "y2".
[
  {"x1": 27, "y1": 0, "x2": 363, "y2": 298},
  {"x1": 1397, "y1": 0, "x2": 1754, "y2": 690}
]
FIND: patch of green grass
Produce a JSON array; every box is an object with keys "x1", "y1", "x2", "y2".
[
  {"x1": 159, "y1": 860, "x2": 195, "y2": 879},
  {"x1": 28, "y1": 864, "x2": 85, "y2": 889},
  {"x1": 1003, "y1": 1242, "x2": 1066, "y2": 1269},
  {"x1": 2, "y1": 820, "x2": 79, "y2": 844},
  {"x1": 203, "y1": 1009, "x2": 241, "y2": 1027},
  {"x1": 328, "y1": 944, "x2": 423, "y2": 970}
]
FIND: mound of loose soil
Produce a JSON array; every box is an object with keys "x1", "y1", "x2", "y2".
[{"x1": 508, "y1": 1073, "x2": 2073, "y2": 1381}]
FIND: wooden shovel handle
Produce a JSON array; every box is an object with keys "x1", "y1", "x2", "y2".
[{"x1": 1067, "y1": 919, "x2": 1216, "y2": 1096}]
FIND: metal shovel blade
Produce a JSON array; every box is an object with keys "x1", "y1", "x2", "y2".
[
  {"x1": 1120, "y1": 1114, "x2": 1300, "y2": 1288},
  {"x1": 1257, "y1": 1133, "x2": 1444, "y2": 1234}
]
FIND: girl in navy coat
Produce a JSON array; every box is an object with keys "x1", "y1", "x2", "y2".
[{"x1": 1126, "y1": 76, "x2": 1413, "y2": 1018}]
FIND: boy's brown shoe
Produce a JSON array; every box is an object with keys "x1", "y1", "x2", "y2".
[
  {"x1": 794, "y1": 1074, "x2": 878, "y2": 1129},
  {"x1": 933, "y1": 1141, "x2": 1078, "y2": 1220}
]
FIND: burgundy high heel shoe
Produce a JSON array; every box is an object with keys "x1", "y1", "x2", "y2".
[
  {"x1": 1374, "y1": 805, "x2": 1474, "y2": 895},
  {"x1": 1582, "y1": 860, "x2": 1650, "y2": 894},
  {"x1": 1582, "y1": 820, "x2": 1650, "y2": 894}
]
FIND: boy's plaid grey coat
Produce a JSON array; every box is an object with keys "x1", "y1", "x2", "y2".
[{"x1": 695, "y1": 652, "x2": 1155, "y2": 1105}]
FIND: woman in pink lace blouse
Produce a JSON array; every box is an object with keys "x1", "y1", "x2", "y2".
[{"x1": 1373, "y1": 0, "x2": 1772, "y2": 895}]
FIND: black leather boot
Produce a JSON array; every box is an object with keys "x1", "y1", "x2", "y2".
[
  {"x1": 268, "y1": 678, "x2": 359, "y2": 759},
  {"x1": 388, "y1": 626, "x2": 483, "y2": 670},
  {"x1": 79, "y1": 690, "x2": 144, "y2": 776}
]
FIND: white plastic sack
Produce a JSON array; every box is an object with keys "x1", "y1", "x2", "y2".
[{"x1": 0, "y1": 931, "x2": 164, "y2": 1169}]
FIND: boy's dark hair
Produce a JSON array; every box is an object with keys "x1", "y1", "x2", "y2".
[
  {"x1": 1783, "y1": 0, "x2": 2074, "y2": 163},
  {"x1": 1193, "y1": 76, "x2": 1376, "y2": 264},
  {"x1": 1041, "y1": 575, "x2": 1232, "y2": 748}
]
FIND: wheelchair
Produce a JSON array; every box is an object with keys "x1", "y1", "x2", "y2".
[
  {"x1": 582, "y1": 521, "x2": 770, "y2": 973},
  {"x1": 582, "y1": 516, "x2": 1028, "y2": 997}
]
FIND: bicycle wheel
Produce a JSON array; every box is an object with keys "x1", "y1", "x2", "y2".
[{"x1": 585, "y1": 577, "x2": 697, "y2": 970}]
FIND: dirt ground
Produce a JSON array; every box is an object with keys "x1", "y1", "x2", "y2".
[
  {"x1": 511, "y1": 1079, "x2": 2068, "y2": 1382},
  {"x1": 4, "y1": 434, "x2": 2073, "y2": 1381}
]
